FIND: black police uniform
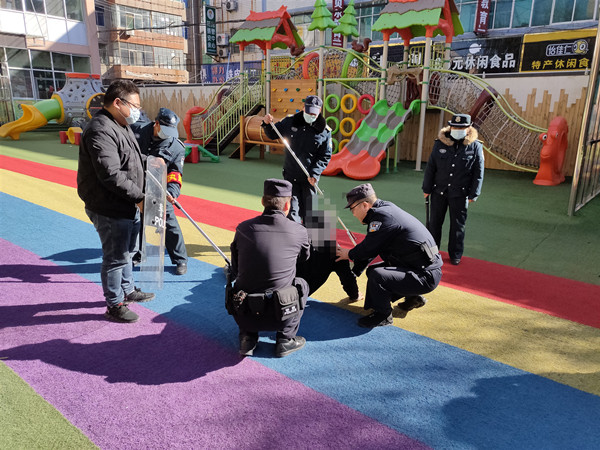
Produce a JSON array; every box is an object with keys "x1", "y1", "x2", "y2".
[
  {"x1": 422, "y1": 126, "x2": 484, "y2": 261},
  {"x1": 131, "y1": 120, "x2": 188, "y2": 266},
  {"x1": 348, "y1": 200, "x2": 443, "y2": 316},
  {"x1": 230, "y1": 209, "x2": 310, "y2": 340},
  {"x1": 262, "y1": 112, "x2": 332, "y2": 223}
]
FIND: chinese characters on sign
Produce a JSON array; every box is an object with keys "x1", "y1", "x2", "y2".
[
  {"x1": 205, "y1": 6, "x2": 217, "y2": 56},
  {"x1": 331, "y1": 0, "x2": 345, "y2": 48},
  {"x1": 474, "y1": 0, "x2": 490, "y2": 35},
  {"x1": 521, "y1": 31, "x2": 595, "y2": 73}
]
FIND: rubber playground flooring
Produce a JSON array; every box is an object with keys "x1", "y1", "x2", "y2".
[{"x1": 1, "y1": 131, "x2": 600, "y2": 449}]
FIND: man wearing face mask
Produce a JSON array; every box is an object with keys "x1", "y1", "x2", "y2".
[
  {"x1": 77, "y1": 80, "x2": 154, "y2": 324},
  {"x1": 131, "y1": 108, "x2": 188, "y2": 275},
  {"x1": 261, "y1": 95, "x2": 332, "y2": 224},
  {"x1": 422, "y1": 113, "x2": 485, "y2": 266}
]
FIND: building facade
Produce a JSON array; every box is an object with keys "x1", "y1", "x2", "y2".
[
  {"x1": 0, "y1": 0, "x2": 99, "y2": 120},
  {"x1": 96, "y1": 0, "x2": 188, "y2": 84}
]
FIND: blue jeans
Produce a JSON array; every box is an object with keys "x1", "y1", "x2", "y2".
[{"x1": 86, "y1": 209, "x2": 140, "y2": 307}]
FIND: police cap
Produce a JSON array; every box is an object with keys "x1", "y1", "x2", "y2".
[
  {"x1": 155, "y1": 107, "x2": 180, "y2": 138},
  {"x1": 304, "y1": 95, "x2": 323, "y2": 115},
  {"x1": 264, "y1": 178, "x2": 292, "y2": 197},
  {"x1": 448, "y1": 113, "x2": 471, "y2": 128},
  {"x1": 345, "y1": 183, "x2": 375, "y2": 208}
]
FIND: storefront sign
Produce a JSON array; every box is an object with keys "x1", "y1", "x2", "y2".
[
  {"x1": 331, "y1": 0, "x2": 345, "y2": 48},
  {"x1": 450, "y1": 37, "x2": 522, "y2": 74},
  {"x1": 474, "y1": 0, "x2": 491, "y2": 35},
  {"x1": 205, "y1": 6, "x2": 217, "y2": 56},
  {"x1": 520, "y1": 29, "x2": 595, "y2": 73}
]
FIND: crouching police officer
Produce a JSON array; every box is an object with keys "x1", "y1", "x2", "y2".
[
  {"x1": 336, "y1": 183, "x2": 443, "y2": 328},
  {"x1": 132, "y1": 107, "x2": 188, "y2": 275},
  {"x1": 228, "y1": 179, "x2": 311, "y2": 357}
]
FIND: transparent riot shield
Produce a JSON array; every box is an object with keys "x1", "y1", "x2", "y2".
[{"x1": 138, "y1": 155, "x2": 167, "y2": 290}]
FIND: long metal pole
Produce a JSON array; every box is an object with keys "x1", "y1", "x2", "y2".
[
  {"x1": 269, "y1": 122, "x2": 357, "y2": 246},
  {"x1": 173, "y1": 200, "x2": 232, "y2": 266}
]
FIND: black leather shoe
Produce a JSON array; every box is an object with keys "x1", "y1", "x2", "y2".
[
  {"x1": 124, "y1": 287, "x2": 155, "y2": 305},
  {"x1": 175, "y1": 263, "x2": 187, "y2": 275},
  {"x1": 239, "y1": 336, "x2": 258, "y2": 356},
  {"x1": 450, "y1": 258, "x2": 461, "y2": 265},
  {"x1": 275, "y1": 336, "x2": 306, "y2": 357},
  {"x1": 395, "y1": 295, "x2": 427, "y2": 318},
  {"x1": 357, "y1": 311, "x2": 393, "y2": 328}
]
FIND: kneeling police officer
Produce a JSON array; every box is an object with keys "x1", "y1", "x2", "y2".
[
  {"x1": 336, "y1": 183, "x2": 443, "y2": 328},
  {"x1": 228, "y1": 179, "x2": 310, "y2": 357}
]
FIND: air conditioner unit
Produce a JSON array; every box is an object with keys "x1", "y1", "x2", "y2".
[
  {"x1": 217, "y1": 33, "x2": 229, "y2": 46},
  {"x1": 225, "y1": 0, "x2": 238, "y2": 11},
  {"x1": 218, "y1": 47, "x2": 229, "y2": 58}
]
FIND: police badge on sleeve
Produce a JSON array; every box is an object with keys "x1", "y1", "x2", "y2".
[{"x1": 368, "y1": 221, "x2": 382, "y2": 233}]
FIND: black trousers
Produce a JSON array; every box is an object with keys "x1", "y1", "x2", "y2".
[
  {"x1": 283, "y1": 173, "x2": 316, "y2": 224},
  {"x1": 296, "y1": 249, "x2": 359, "y2": 298},
  {"x1": 364, "y1": 263, "x2": 442, "y2": 315},
  {"x1": 165, "y1": 202, "x2": 187, "y2": 265},
  {"x1": 234, "y1": 277, "x2": 309, "y2": 341},
  {"x1": 428, "y1": 192, "x2": 469, "y2": 260}
]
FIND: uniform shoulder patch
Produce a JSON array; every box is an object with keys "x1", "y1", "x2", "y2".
[{"x1": 368, "y1": 221, "x2": 382, "y2": 233}]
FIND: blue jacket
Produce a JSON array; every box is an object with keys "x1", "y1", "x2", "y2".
[
  {"x1": 262, "y1": 112, "x2": 332, "y2": 181},
  {"x1": 422, "y1": 126, "x2": 484, "y2": 200}
]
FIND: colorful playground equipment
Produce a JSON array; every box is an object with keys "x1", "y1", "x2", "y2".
[
  {"x1": 534, "y1": 116, "x2": 569, "y2": 186},
  {"x1": 183, "y1": 1, "x2": 568, "y2": 183},
  {"x1": 0, "y1": 73, "x2": 104, "y2": 140},
  {"x1": 323, "y1": 99, "x2": 420, "y2": 180}
]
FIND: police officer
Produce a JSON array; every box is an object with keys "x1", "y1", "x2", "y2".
[
  {"x1": 229, "y1": 179, "x2": 310, "y2": 357},
  {"x1": 422, "y1": 113, "x2": 484, "y2": 265},
  {"x1": 261, "y1": 96, "x2": 332, "y2": 224},
  {"x1": 132, "y1": 108, "x2": 188, "y2": 275},
  {"x1": 336, "y1": 184, "x2": 443, "y2": 328}
]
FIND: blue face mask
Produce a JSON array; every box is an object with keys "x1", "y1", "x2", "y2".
[
  {"x1": 303, "y1": 111, "x2": 318, "y2": 124},
  {"x1": 450, "y1": 129, "x2": 468, "y2": 140}
]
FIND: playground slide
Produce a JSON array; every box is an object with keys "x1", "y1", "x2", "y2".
[
  {"x1": 323, "y1": 99, "x2": 420, "y2": 180},
  {"x1": 0, "y1": 99, "x2": 63, "y2": 140}
]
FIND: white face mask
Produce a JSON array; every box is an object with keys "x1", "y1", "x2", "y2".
[
  {"x1": 303, "y1": 112, "x2": 318, "y2": 124},
  {"x1": 125, "y1": 106, "x2": 141, "y2": 125},
  {"x1": 450, "y1": 129, "x2": 468, "y2": 140},
  {"x1": 157, "y1": 128, "x2": 169, "y2": 140}
]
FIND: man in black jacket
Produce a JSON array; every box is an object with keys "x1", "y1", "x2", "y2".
[
  {"x1": 77, "y1": 80, "x2": 154, "y2": 324},
  {"x1": 336, "y1": 184, "x2": 443, "y2": 328},
  {"x1": 261, "y1": 96, "x2": 332, "y2": 224},
  {"x1": 132, "y1": 108, "x2": 188, "y2": 275},
  {"x1": 422, "y1": 113, "x2": 484, "y2": 265}
]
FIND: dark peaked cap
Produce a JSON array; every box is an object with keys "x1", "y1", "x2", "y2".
[
  {"x1": 345, "y1": 183, "x2": 376, "y2": 208},
  {"x1": 264, "y1": 178, "x2": 293, "y2": 197}
]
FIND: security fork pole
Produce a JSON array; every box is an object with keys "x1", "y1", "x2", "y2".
[
  {"x1": 173, "y1": 200, "x2": 232, "y2": 267},
  {"x1": 147, "y1": 170, "x2": 232, "y2": 266},
  {"x1": 269, "y1": 122, "x2": 357, "y2": 246}
]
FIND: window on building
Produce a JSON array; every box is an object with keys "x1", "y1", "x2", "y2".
[
  {"x1": 52, "y1": 53, "x2": 72, "y2": 71},
  {"x1": 65, "y1": 0, "x2": 83, "y2": 21},
  {"x1": 96, "y1": 6, "x2": 105, "y2": 27},
  {"x1": 46, "y1": 0, "x2": 65, "y2": 18},
  {"x1": 31, "y1": 50, "x2": 52, "y2": 70},
  {"x1": 9, "y1": 68, "x2": 33, "y2": 98},
  {"x1": 99, "y1": 44, "x2": 108, "y2": 65},
  {"x1": 25, "y1": 0, "x2": 44, "y2": 13},
  {"x1": 512, "y1": 0, "x2": 533, "y2": 27},
  {"x1": 0, "y1": 0, "x2": 24, "y2": 11},
  {"x1": 72, "y1": 55, "x2": 90, "y2": 72},
  {"x1": 6, "y1": 48, "x2": 30, "y2": 68},
  {"x1": 33, "y1": 70, "x2": 55, "y2": 99}
]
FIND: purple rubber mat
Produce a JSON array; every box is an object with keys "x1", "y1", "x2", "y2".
[{"x1": 0, "y1": 238, "x2": 427, "y2": 449}]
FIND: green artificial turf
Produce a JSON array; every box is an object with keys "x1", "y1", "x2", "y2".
[
  {"x1": 0, "y1": 361, "x2": 97, "y2": 449},
  {"x1": 2, "y1": 131, "x2": 599, "y2": 285}
]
